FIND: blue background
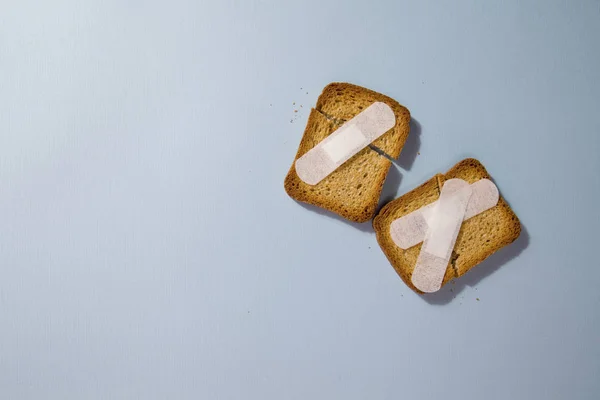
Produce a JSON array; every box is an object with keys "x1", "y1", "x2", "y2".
[{"x1": 1, "y1": 1, "x2": 599, "y2": 399}]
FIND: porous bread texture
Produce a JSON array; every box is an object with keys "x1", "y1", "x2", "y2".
[
  {"x1": 284, "y1": 83, "x2": 410, "y2": 222},
  {"x1": 315, "y1": 83, "x2": 410, "y2": 159},
  {"x1": 373, "y1": 158, "x2": 521, "y2": 292}
]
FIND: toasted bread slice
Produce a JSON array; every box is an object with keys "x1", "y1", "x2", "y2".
[
  {"x1": 284, "y1": 83, "x2": 411, "y2": 222},
  {"x1": 373, "y1": 159, "x2": 521, "y2": 292}
]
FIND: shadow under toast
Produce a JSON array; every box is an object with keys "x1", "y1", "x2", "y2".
[
  {"x1": 375, "y1": 117, "x2": 422, "y2": 211},
  {"x1": 397, "y1": 118, "x2": 421, "y2": 171}
]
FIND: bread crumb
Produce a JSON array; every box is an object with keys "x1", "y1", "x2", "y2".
[
  {"x1": 417, "y1": 152, "x2": 420, "y2": 155},
  {"x1": 294, "y1": 110, "x2": 298, "y2": 113}
]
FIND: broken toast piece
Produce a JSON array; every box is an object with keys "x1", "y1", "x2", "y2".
[
  {"x1": 373, "y1": 158, "x2": 521, "y2": 292},
  {"x1": 284, "y1": 83, "x2": 411, "y2": 222}
]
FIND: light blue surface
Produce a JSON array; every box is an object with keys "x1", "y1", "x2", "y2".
[{"x1": 1, "y1": 1, "x2": 600, "y2": 399}]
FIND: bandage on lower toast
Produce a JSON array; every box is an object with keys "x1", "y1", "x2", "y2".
[{"x1": 373, "y1": 158, "x2": 521, "y2": 293}]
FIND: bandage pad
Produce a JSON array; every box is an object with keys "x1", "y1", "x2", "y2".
[
  {"x1": 411, "y1": 179, "x2": 473, "y2": 293},
  {"x1": 295, "y1": 102, "x2": 396, "y2": 185},
  {"x1": 390, "y1": 179, "x2": 499, "y2": 250}
]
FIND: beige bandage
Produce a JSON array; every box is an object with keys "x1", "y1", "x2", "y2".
[
  {"x1": 410, "y1": 179, "x2": 473, "y2": 293},
  {"x1": 295, "y1": 102, "x2": 396, "y2": 185},
  {"x1": 390, "y1": 179, "x2": 499, "y2": 250}
]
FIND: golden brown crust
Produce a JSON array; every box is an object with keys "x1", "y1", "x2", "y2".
[
  {"x1": 316, "y1": 82, "x2": 411, "y2": 159},
  {"x1": 284, "y1": 83, "x2": 411, "y2": 223},
  {"x1": 373, "y1": 158, "x2": 521, "y2": 292}
]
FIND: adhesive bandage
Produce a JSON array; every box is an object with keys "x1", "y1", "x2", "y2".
[
  {"x1": 390, "y1": 179, "x2": 499, "y2": 250},
  {"x1": 295, "y1": 102, "x2": 396, "y2": 185},
  {"x1": 410, "y1": 179, "x2": 473, "y2": 292}
]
